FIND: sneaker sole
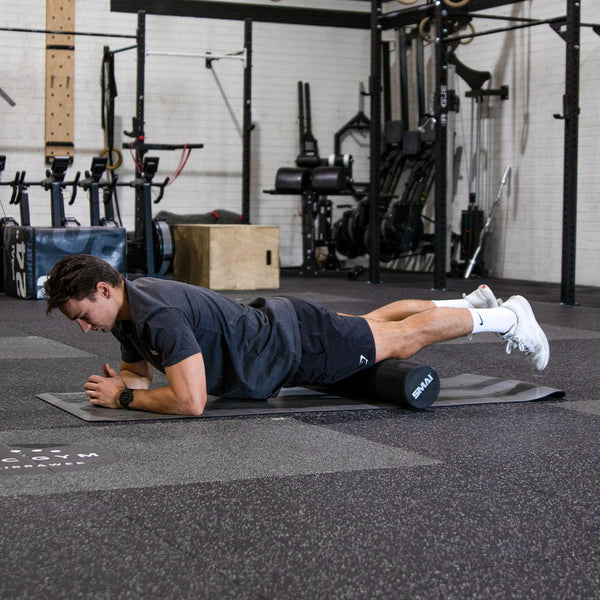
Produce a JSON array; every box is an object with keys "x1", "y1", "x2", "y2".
[{"x1": 508, "y1": 295, "x2": 550, "y2": 370}]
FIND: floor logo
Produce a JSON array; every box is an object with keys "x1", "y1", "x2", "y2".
[{"x1": 0, "y1": 442, "x2": 118, "y2": 474}]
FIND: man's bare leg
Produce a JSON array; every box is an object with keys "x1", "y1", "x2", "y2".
[
  {"x1": 358, "y1": 284, "x2": 500, "y2": 323},
  {"x1": 337, "y1": 283, "x2": 549, "y2": 370},
  {"x1": 365, "y1": 294, "x2": 550, "y2": 371},
  {"x1": 367, "y1": 307, "x2": 474, "y2": 362},
  {"x1": 362, "y1": 299, "x2": 435, "y2": 322}
]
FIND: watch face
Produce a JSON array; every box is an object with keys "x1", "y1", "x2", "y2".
[{"x1": 120, "y1": 389, "x2": 133, "y2": 408}]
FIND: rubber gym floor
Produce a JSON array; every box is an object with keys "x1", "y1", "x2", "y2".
[{"x1": 1, "y1": 271, "x2": 599, "y2": 600}]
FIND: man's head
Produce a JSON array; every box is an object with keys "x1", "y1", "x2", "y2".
[
  {"x1": 44, "y1": 254, "x2": 123, "y2": 312},
  {"x1": 44, "y1": 255, "x2": 125, "y2": 332}
]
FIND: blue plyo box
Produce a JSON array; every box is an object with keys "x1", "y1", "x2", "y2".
[{"x1": 2, "y1": 225, "x2": 126, "y2": 299}]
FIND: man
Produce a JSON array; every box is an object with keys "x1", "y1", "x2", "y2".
[{"x1": 44, "y1": 254, "x2": 549, "y2": 416}]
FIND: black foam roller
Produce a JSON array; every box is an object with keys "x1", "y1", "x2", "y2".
[
  {"x1": 325, "y1": 359, "x2": 440, "y2": 409},
  {"x1": 275, "y1": 167, "x2": 310, "y2": 192},
  {"x1": 310, "y1": 166, "x2": 347, "y2": 192}
]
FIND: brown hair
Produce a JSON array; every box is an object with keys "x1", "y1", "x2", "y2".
[{"x1": 44, "y1": 254, "x2": 124, "y2": 314}]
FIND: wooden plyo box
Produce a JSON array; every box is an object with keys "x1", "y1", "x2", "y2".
[{"x1": 173, "y1": 224, "x2": 280, "y2": 290}]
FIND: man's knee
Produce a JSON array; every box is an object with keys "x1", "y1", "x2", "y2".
[{"x1": 366, "y1": 319, "x2": 416, "y2": 362}]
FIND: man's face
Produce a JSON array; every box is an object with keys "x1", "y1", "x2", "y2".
[{"x1": 60, "y1": 292, "x2": 118, "y2": 333}]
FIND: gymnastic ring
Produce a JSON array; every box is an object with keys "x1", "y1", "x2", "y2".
[
  {"x1": 443, "y1": 0, "x2": 471, "y2": 8},
  {"x1": 459, "y1": 21, "x2": 476, "y2": 45},
  {"x1": 418, "y1": 17, "x2": 435, "y2": 44},
  {"x1": 98, "y1": 147, "x2": 123, "y2": 170}
]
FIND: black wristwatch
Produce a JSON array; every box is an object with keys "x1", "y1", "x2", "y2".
[{"x1": 119, "y1": 388, "x2": 135, "y2": 409}]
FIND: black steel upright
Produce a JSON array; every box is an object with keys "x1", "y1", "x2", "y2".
[
  {"x1": 133, "y1": 11, "x2": 155, "y2": 275},
  {"x1": 49, "y1": 181, "x2": 65, "y2": 228},
  {"x1": 560, "y1": 0, "x2": 580, "y2": 305},
  {"x1": 368, "y1": 0, "x2": 382, "y2": 284},
  {"x1": 88, "y1": 180, "x2": 101, "y2": 226},
  {"x1": 397, "y1": 28, "x2": 409, "y2": 126},
  {"x1": 433, "y1": 2, "x2": 448, "y2": 290},
  {"x1": 241, "y1": 18, "x2": 252, "y2": 224},
  {"x1": 382, "y1": 41, "x2": 392, "y2": 123},
  {"x1": 415, "y1": 34, "x2": 426, "y2": 123},
  {"x1": 134, "y1": 10, "x2": 146, "y2": 171}
]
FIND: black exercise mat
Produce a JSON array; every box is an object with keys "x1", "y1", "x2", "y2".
[
  {"x1": 37, "y1": 388, "x2": 381, "y2": 422},
  {"x1": 37, "y1": 374, "x2": 565, "y2": 422},
  {"x1": 433, "y1": 374, "x2": 565, "y2": 407}
]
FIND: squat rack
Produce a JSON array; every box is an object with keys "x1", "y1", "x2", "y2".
[{"x1": 132, "y1": 12, "x2": 254, "y2": 223}]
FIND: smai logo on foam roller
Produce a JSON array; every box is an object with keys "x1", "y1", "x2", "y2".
[{"x1": 411, "y1": 372, "x2": 435, "y2": 401}]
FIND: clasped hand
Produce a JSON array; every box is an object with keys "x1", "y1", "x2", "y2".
[{"x1": 84, "y1": 364, "x2": 126, "y2": 408}]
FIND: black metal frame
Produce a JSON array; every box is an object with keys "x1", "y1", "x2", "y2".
[
  {"x1": 377, "y1": 0, "x2": 587, "y2": 304},
  {"x1": 123, "y1": 12, "x2": 252, "y2": 274},
  {"x1": 109, "y1": 0, "x2": 591, "y2": 302},
  {"x1": 242, "y1": 18, "x2": 253, "y2": 224},
  {"x1": 368, "y1": 0, "x2": 383, "y2": 283},
  {"x1": 559, "y1": 0, "x2": 580, "y2": 306},
  {"x1": 432, "y1": 1, "x2": 448, "y2": 291},
  {"x1": 111, "y1": 0, "x2": 370, "y2": 29},
  {"x1": 130, "y1": 12, "x2": 252, "y2": 225}
]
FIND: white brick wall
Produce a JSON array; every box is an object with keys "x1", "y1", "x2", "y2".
[
  {"x1": 0, "y1": 0, "x2": 598, "y2": 286},
  {"x1": 0, "y1": 0, "x2": 370, "y2": 269}
]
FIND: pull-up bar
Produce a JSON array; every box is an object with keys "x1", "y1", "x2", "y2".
[
  {"x1": 445, "y1": 15, "x2": 594, "y2": 44},
  {"x1": 0, "y1": 26, "x2": 137, "y2": 39},
  {"x1": 146, "y1": 49, "x2": 247, "y2": 67}
]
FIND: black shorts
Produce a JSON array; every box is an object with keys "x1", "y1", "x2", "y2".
[{"x1": 285, "y1": 297, "x2": 376, "y2": 387}]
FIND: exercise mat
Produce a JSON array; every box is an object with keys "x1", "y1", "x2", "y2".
[
  {"x1": 433, "y1": 374, "x2": 565, "y2": 407},
  {"x1": 37, "y1": 388, "x2": 379, "y2": 422},
  {"x1": 37, "y1": 374, "x2": 564, "y2": 422}
]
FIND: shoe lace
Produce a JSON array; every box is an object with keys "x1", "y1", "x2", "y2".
[{"x1": 504, "y1": 334, "x2": 531, "y2": 356}]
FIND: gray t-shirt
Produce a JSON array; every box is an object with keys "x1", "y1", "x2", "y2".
[{"x1": 111, "y1": 278, "x2": 301, "y2": 399}]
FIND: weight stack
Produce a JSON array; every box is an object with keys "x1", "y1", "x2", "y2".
[
  {"x1": 2, "y1": 226, "x2": 127, "y2": 299},
  {"x1": 460, "y1": 208, "x2": 484, "y2": 262}
]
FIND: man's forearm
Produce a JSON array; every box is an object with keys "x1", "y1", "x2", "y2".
[
  {"x1": 127, "y1": 386, "x2": 204, "y2": 415},
  {"x1": 117, "y1": 354, "x2": 207, "y2": 416},
  {"x1": 119, "y1": 369, "x2": 152, "y2": 390}
]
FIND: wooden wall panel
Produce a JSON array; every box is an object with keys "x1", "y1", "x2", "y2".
[{"x1": 45, "y1": 0, "x2": 75, "y2": 161}]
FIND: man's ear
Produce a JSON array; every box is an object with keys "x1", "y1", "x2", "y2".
[{"x1": 96, "y1": 281, "x2": 111, "y2": 298}]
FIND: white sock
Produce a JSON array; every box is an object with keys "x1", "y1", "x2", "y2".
[
  {"x1": 469, "y1": 307, "x2": 517, "y2": 335},
  {"x1": 433, "y1": 298, "x2": 471, "y2": 309}
]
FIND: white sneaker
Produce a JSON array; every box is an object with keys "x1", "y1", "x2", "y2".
[
  {"x1": 501, "y1": 295, "x2": 550, "y2": 371},
  {"x1": 463, "y1": 284, "x2": 500, "y2": 309}
]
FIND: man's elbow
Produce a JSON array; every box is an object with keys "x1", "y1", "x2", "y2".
[
  {"x1": 185, "y1": 404, "x2": 205, "y2": 417},
  {"x1": 179, "y1": 393, "x2": 206, "y2": 416}
]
